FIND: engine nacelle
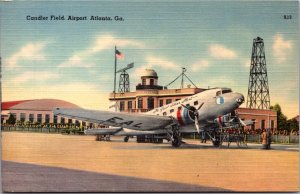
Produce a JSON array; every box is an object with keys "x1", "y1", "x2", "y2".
[
  {"x1": 214, "y1": 114, "x2": 232, "y2": 126},
  {"x1": 176, "y1": 106, "x2": 197, "y2": 125}
]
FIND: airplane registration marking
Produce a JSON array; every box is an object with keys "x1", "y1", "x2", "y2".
[
  {"x1": 105, "y1": 117, "x2": 142, "y2": 128},
  {"x1": 152, "y1": 95, "x2": 199, "y2": 114}
]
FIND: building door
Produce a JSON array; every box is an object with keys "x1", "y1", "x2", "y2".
[
  {"x1": 147, "y1": 97, "x2": 154, "y2": 110},
  {"x1": 271, "y1": 120, "x2": 274, "y2": 129},
  {"x1": 261, "y1": 120, "x2": 265, "y2": 130}
]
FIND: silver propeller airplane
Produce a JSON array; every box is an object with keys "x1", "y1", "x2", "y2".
[{"x1": 54, "y1": 87, "x2": 245, "y2": 147}]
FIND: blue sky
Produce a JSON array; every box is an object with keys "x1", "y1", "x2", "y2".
[{"x1": 1, "y1": 0, "x2": 299, "y2": 118}]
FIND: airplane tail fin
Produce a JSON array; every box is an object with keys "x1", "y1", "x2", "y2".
[{"x1": 108, "y1": 101, "x2": 120, "y2": 112}]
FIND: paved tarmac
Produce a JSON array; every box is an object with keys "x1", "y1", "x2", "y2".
[
  {"x1": 2, "y1": 132, "x2": 299, "y2": 192},
  {"x1": 2, "y1": 160, "x2": 227, "y2": 192}
]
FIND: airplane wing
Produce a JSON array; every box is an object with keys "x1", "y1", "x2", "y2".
[{"x1": 53, "y1": 108, "x2": 173, "y2": 131}]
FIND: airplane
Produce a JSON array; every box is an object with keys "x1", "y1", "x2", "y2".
[{"x1": 53, "y1": 87, "x2": 245, "y2": 147}]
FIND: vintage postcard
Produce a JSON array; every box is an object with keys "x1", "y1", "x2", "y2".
[{"x1": 1, "y1": 0, "x2": 299, "y2": 192}]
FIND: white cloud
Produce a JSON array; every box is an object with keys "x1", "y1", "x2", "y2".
[
  {"x1": 145, "y1": 55, "x2": 181, "y2": 69},
  {"x1": 272, "y1": 34, "x2": 292, "y2": 63},
  {"x1": 13, "y1": 71, "x2": 60, "y2": 83},
  {"x1": 133, "y1": 55, "x2": 181, "y2": 78},
  {"x1": 191, "y1": 60, "x2": 210, "y2": 71},
  {"x1": 89, "y1": 35, "x2": 144, "y2": 54},
  {"x1": 6, "y1": 42, "x2": 47, "y2": 69},
  {"x1": 58, "y1": 54, "x2": 95, "y2": 68},
  {"x1": 209, "y1": 44, "x2": 237, "y2": 59},
  {"x1": 240, "y1": 58, "x2": 251, "y2": 70}
]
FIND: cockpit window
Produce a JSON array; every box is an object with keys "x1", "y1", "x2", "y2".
[{"x1": 222, "y1": 89, "x2": 232, "y2": 94}]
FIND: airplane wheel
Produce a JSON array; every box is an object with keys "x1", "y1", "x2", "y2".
[
  {"x1": 212, "y1": 138, "x2": 221, "y2": 147},
  {"x1": 124, "y1": 136, "x2": 129, "y2": 142},
  {"x1": 171, "y1": 136, "x2": 181, "y2": 147}
]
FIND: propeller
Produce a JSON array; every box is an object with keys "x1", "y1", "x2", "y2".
[
  {"x1": 181, "y1": 102, "x2": 204, "y2": 134},
  {"x1": 238, "y1": 117, "x2": 247, "y2": 126}
]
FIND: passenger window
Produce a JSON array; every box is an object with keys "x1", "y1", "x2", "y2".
[
  {"x1": 194, "y1": 101, "x2": 198, "y2": 105},
  {"x1": 170, "y1": 109, "x2": 174, "y2": 113}
]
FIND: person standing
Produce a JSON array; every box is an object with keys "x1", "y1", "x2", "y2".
[
  {"x1": 261, "y1": 129, "x2": 268, "y2": 149},
  {"x1": 266, "y1": 128, "x2": 272, "y2": 149}
]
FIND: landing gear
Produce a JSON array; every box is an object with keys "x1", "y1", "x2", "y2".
[
  {"x1": 123, "y1": 136, "x2": 129, "y2": 142},
  {"x1": 205, "y1": 130, "x2": 222, "y2": 147},
  {"x1": 212, "y1": 136, "x2": 221, "y2": 147},
  {"x1": 170, "y1": 122, "x2": 182, "y2": 147},
  {"x1": 96, "y1": 135, "x2": 111, "y2": 141}
]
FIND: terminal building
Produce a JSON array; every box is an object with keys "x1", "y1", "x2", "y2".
[
  {"x1": 109, "y1": 69, "x2": 205, "y2": 112},
  {"x1": 109, "y1": 69, "x2": 277, "y2": 130}
]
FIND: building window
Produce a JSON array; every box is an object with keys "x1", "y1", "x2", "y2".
[
  {"x1": 37, "y1": 114, "x2": 42, "y2": 124},
  {"x1": 68, "y1": 119, "x2": 73, "y2": 124},
  {"x1": 261, "y1": 120, "x2": 265, "y2": 130},
  {"x1": 54, "y1": 115, "x2": 57, "y2": 124},
  {"x1": 251, "y1": 119, "x2": 256, "y2": 130},
  {"x1": 150, "y1": 79, "x2": 154, "y2": 85},
  {"x1": 138, "y1": 98, "x2": 143, "y2": 109},
  {"x1": 20, "y1": 113, "x2": 26, "y2": 122},
  {"x1": 61, "y1": 117, "x2": 65, "y2": 124},
  {"x1": 147, "y1": 97, "x2": 154, "y2": 110},
  {"x1": 175, "y1": 98, "x2": 181, "y2": 101},
  {"x1": 120, "y1": 101, "x2": 125, "y2": 111},
  {"x1": 75, "y1": 120, "x2": 80, "y2": 127},
  {"x1": 166, "y1": 99, "x2": 172, "y2": 104},
  {"x1": 142, "y1": 79, "x2": 146, "y2": 85},
  {"x1": 45, "y1": 114, "x2": 50, "y2": 123},
  {"x1": 271, "y1": 120, "x2": 274, "y2": 129},
  {"x1": 29, "y1": 114, "x2": 34, "y2": 123},
  {"x1": 128, "y1": 101, "x2": 132, "y2": 110},
  {"x1": 159, "y1": 99, "x2": 164, "y2": 107},
  {"x1": 194, "y1": 101, "x2": 199, "y2": 105}
]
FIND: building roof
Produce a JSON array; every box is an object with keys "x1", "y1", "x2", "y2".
[
  {"x1": 292, "y1": 115, "x2": 299, "y2": 122},
  {"x1": 2, "y1": 100, "x2": 32, "y2": 110},
  {"x1": 8, "y1": 99, "x2": 80, "y2": 111},
  {"x1": 141, "y1": 69, "x2": 158, "y2": 78}
]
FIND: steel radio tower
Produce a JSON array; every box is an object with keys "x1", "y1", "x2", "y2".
[{"x1": 247, "y1": 37, "x2": 271, "y2": 109}]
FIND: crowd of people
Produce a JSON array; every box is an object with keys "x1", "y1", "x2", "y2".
[
  {"x1": 2, "y1": 122, "x2": 81, "y2": 130},
  {"x1": 243, "y1": 128, "x2": 299, "y2": 136}
]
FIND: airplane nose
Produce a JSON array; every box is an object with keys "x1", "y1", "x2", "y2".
[{"x1": 236, "y1": 94, "x2": 244, "y2": 105}]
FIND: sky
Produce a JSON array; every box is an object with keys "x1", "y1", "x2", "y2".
[{"x1": 0, "y1": 0, "x2": 299, "y2": 118}]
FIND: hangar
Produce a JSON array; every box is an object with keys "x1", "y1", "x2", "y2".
[{"x1": 1, "y1": 99, "x2": 79, "y2": 124}]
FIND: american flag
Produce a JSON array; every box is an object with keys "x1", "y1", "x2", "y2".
[{"x1": 115, "y1": 49, "x2": 124, "y2": 59}]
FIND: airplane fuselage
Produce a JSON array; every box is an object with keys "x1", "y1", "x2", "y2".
[{"x1": 146, "y1": 88, "x2": 244, "y2": 129}]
